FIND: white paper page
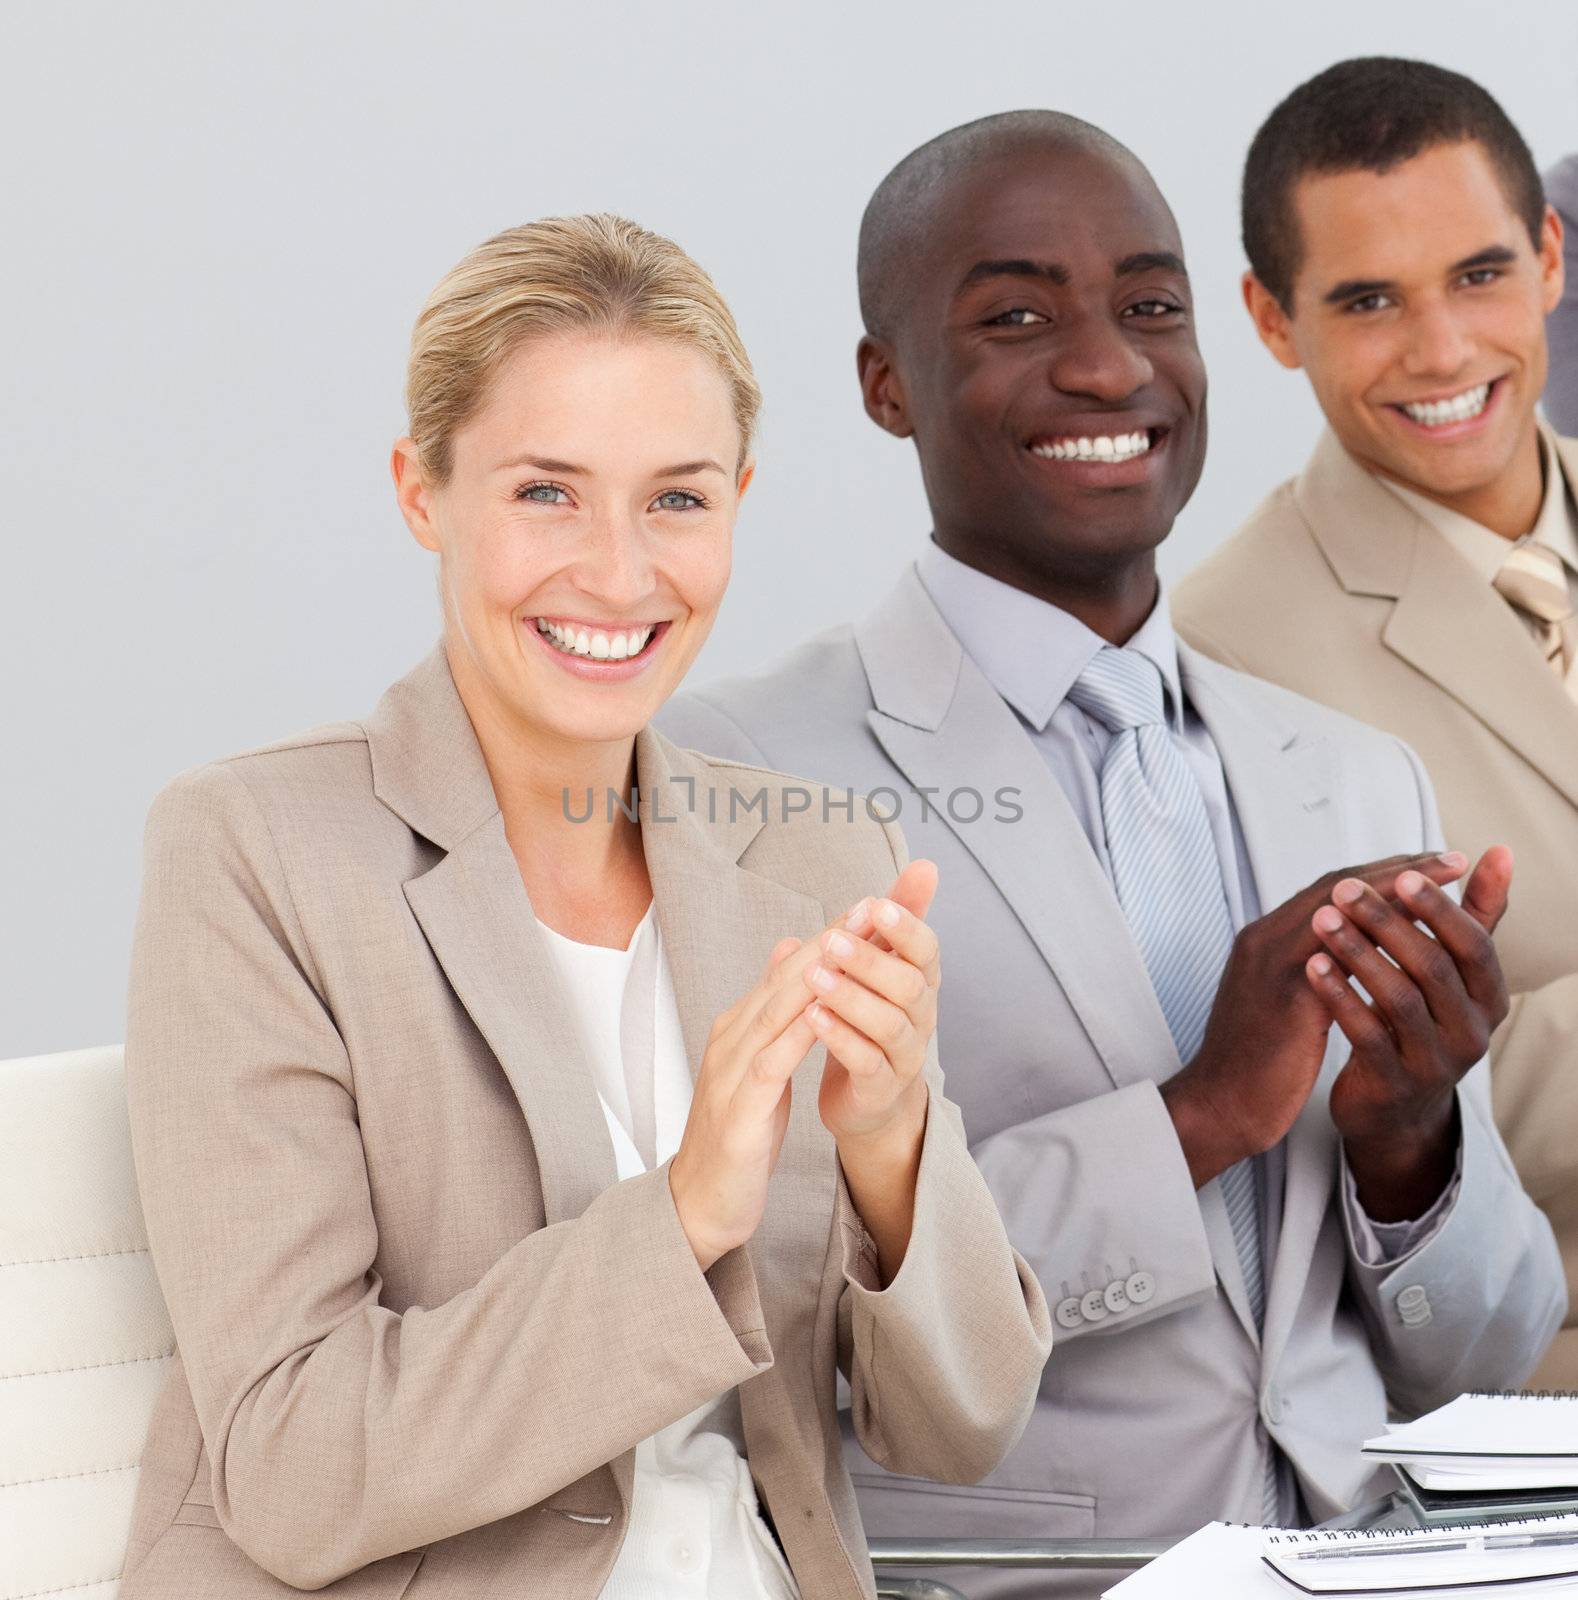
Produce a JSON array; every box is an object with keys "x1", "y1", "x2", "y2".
[
  {"x1": 1364, "y1": 1396, "x2": 1578, "y2": 1461},
  {"x1": 1407, "y1": 1461, "x2": 1578, "y2": 1492},
  {"x1": 1103, "y1": 1523, "x2": 1288, "y2": 1598}
]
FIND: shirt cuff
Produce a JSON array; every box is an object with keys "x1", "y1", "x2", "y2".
[{"x1": 1342, "y1": 1136, "x2": 1464, "y2": 1267}]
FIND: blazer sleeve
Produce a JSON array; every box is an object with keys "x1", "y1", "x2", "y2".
[
  {"x1": 1485, "y1": 967, "x2": 1578, "y2": 1300},
  {"x1": 125, "y1": 763, "x2": 773, "y2": 1589},
  {"x1": 960, "y1": 1081, "x2": 1220, "y2": 1345},
  {"x1": 1339, "y1": 739, "x2": 1567, "y2": 1412},
  {"x1": 833, "y1": 814, "x2": 1053, "y2": 1484}
]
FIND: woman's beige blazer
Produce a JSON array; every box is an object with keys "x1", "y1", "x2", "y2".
[{"x1": 118, "y1": 643, "x2": 1051, "y2": 1599}]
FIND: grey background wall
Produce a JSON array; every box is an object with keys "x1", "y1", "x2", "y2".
[{"x1": 4, "y1": 0, "x2": 1575, "y2": 1055}]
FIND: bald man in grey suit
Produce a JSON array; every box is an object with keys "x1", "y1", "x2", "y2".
[{"x1": 656, "y1": 111, "x2": 1562, "y2": 1597}]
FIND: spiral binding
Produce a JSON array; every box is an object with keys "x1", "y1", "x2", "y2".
[
  {"x1": 1263, "y1": 1508, "x2": 1578, "y2": 1544},
  {"x1": 1467, "y1": 1389, "x2": 1578, "y2": 1400}
]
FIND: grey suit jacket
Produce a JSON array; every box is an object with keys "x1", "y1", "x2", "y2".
[
  {"x1": 1546, "y1": 155, "x2": 1578, "y2": 436},
  {"x1": 119, "y1": 643, "x2": 1050, "y2": 1599},
  {"x1": 1174, "y1": 427, "x2": 1578, "y2": 1387},
  {"x1": 657, "y1": 563, "x2": 1564, "y2": 1595}
]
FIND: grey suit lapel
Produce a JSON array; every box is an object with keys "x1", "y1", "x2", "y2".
[
  {"x1": 1300, "y1": 425, "x2": 1578, "y2": 810},
  {"x1": 857, "y1": 569, "x2": 1271, "y2": 1344},
  {"x1": 1182, "y1": 647, "x2": 1345, "y2": 1370},
  {"x1": 856, "y1": 566, "x2": 1180, "y2": 1093}
]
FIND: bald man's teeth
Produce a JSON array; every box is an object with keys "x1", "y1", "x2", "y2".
[
  {"x1": 535, "y1": 618, "x2": 655, "y2": 660},
  {"x1": 1030, "y1": 431, "x2": 1152, "y2": 463},
  {"x1": 1401, "y1": 383, "x2": 1491, "y2": 427}
]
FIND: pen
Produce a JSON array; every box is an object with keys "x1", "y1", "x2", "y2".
[{"x1": 1286, "y1": 1529, "x2": 1578, "y2": 1562}]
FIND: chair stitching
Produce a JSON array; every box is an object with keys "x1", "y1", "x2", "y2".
[
  {"x1": 2, "y1": 1575, "x2": 123, "y2": 1600},
  {"x1": 0, "y1": 1460, "x2": 139, "y2": 1490},
  {"x1": 0, "y1": 1247, "x2": 151, "y2": 1269},
  {"x1": 0, "y1": 1350, "x2": 172, "y2": 1382}
]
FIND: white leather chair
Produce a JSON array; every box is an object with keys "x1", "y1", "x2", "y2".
[{"x1": 0, "y1": 1045, "x2": 174, "y2": 1599}]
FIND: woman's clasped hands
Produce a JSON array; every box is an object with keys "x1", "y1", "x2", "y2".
[{"x1": 668, "y1": 859, "x2": 941, "y2": 1277}]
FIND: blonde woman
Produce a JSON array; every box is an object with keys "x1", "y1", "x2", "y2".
[{"x1": 119, "y1": 215, "x2": 1051, "y2": 1599}]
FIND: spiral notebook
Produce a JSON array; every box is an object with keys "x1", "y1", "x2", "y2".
[
  {"x1": 1260, "y1": 1514, "x2": 1578, "y2": 1594},
  {"x1": 1363, "y1": 1392, "x2": 1578, "y2": 1491},
  {"x1": 1102, "y1": 1515, "x2": 1578, "y2": 1597}
]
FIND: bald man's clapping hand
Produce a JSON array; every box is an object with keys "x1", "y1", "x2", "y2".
[{"x1": 1161, "y1": 847, "x2": 1513, "y2": 1220}]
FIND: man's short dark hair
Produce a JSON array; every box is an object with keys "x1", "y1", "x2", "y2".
[{"x1": 1242, "y1": 56, "x2": 1546, "y2": 310}]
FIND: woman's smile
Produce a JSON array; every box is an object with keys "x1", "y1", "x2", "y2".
[{"x1": 523, "y1": 612, "x2": 673, "y2": 681}]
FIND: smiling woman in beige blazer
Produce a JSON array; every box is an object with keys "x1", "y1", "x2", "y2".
[{"x1": 118, "y1": 214, "x2": 1050, "y2": 1599}]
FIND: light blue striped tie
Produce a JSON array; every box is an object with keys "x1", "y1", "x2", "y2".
[{"x1": 1069, "y1": 647, "x2": 1278, "y2": 1518}]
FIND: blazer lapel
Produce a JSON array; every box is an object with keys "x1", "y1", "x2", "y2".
[
  {"x1": 1183, "y1": 647, "x2": 1345, "y2": 1371},
  {"x1": 855, "y1": 566, "x2": 1180, "y2": 1094},
  {"x1": 1300, "y1": 426, "x2": 1578, "y2": 810},
  {"x1": 368, "y1": 654, "x2": 840, "y2": 1523},
  {"x1": 364, "y1": 643, "x2": 616, "y2": 1228},
  {"x1": 857, "y1": 570, "x2": 1269, "y2": 1344},
  {"x1": 634, "y1": 726, "x2": 827, "y2": 1095},
  {"x1": 403, "y1": 824, "x2": 616, "y2": 1226},
  {"x1": 1384, "y1": 558, "x2": 1578, "y2": 809},
  {"x1": 635, "y1": 728, "x2": 844, "y2": 1486}
]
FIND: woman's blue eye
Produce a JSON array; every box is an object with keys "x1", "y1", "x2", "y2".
[
  {"x1": 653, "y1": 490, "x2": 704, "y2": 511},
  {"x1": 517, "y1": 483, "x2": 569, "y2": 503}
]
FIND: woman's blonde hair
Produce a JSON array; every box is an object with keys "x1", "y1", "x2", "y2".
[{"x1": 405, "y1": 213, "x2": 761, "y2": 484}]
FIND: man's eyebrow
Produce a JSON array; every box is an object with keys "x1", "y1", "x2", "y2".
[
  {"x1": 1323, "y1": 245, "x2": 1522, "y2": 305},
  {"x1": 1115, "y1": 251, "x2": 1188, "y2": 278},
  {"x1": 956, "y1": 258, "x2": 1071, "y2": 294},
  {"x1": 1323, "y1": 277, "x2": 1393, "y2": 306},
  {"x1": 1450, "y1": 244, "x2": 1518, "y2": 273}
]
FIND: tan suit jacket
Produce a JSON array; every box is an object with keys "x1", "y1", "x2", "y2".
[
  {"x1": 1174, "y1": 428, "x2": 1578, "y2": 1385},
  {"x1": 118, "y1": 643, "x2": 1050, "y2": 1598}
]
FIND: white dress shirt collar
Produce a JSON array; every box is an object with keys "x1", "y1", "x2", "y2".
[
  {"x1": 1376, "y1": 426, "x2": 1578, "y2": 585},
  {"x1": 915, "y1": 534, "x2": 1187, "y2": 733}
]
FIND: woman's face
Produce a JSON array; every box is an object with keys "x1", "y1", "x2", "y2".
[{"x1": 395, "y1": 330, "x2": 748, "y2": 751}]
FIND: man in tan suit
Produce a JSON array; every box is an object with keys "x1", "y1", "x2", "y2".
[{"x1": 1174, "y1": 57, "x2": 1578, "y2": 1383}]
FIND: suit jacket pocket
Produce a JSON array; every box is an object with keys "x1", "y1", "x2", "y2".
[
  {"x1": 121, "y1": 1519, "x2": 428, "y2": 1597},
  {"x1": 850, "y1": 1471, "x2": 1096, "y2": 1540}
]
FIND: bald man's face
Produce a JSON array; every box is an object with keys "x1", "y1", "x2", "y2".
[{"x1": 868, "y1": 143, "x2": 1207, "y2": 586}]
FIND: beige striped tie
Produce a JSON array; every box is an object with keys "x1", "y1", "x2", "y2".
[{"x1": 1494, "y1": 540, "x2": 1575, "y2": 683}]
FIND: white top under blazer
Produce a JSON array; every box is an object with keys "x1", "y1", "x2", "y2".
[{"x1": 535, "y1": 900, "x2": 800, "y2": 1600}]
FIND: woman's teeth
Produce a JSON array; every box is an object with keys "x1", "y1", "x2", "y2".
[
  {"x1": 535, "y1": 618, "x2": 656, "y2": 661},
  {"x1": 1400, "y1": 382, "x2": 1492, "y2": 427},
  {"x1": 1030, "y1": 430, "x2": 1153, "y2": 463}
]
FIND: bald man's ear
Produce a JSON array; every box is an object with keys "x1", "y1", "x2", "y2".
[
  {"x1": 856, "y1": 335, "x2": 915, "y2": 439},
  {"x1": 1242, "y1": 270, "x2": 1302, "y2": 371}
]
